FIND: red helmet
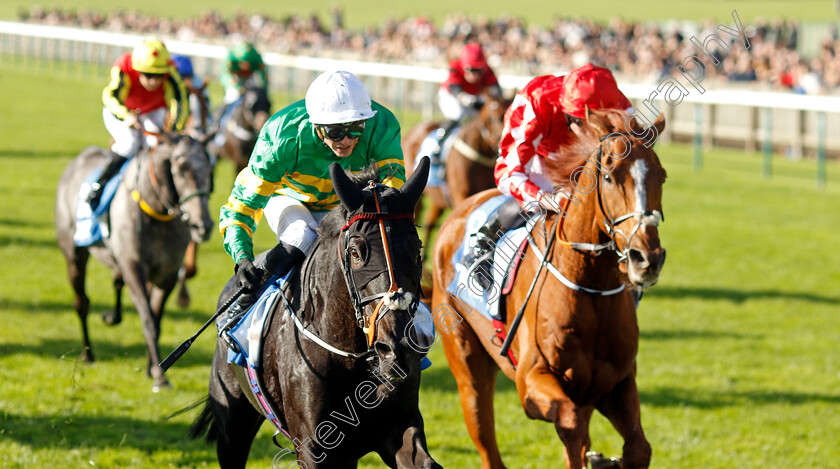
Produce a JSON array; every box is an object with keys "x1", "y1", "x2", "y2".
[
  {"x1": 459, "y1": 43, "x2": 488, "y2": 70},
  {"x1": 561, "y1": 63, "x2": 629, "y2": 119}
]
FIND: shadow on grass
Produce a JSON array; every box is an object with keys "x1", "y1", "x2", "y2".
[
  {"x1": 647, "y1": 285, "x2": 840, "y2": 305},
  {"x1": 0, "y1": 335, "x2": 214, "y2": 367},
  {"x1": 0, "y1": 410, "x2": 214, "y2": 465},
  {"x1": 0, "y1": 149, "x2": 74, "y2": 159},
  {"x1": 641, "y1": 386, "x2": 840, "y2": 408},
  {"x1": 0, "y1": 217, "x2": 53, "y2": 229},
  {"x1": 0, "y1": 234, "x2": 58, "y2": 248},
  {"x1": 640, "y1": 328, "x2": 752, "y2": 341}
]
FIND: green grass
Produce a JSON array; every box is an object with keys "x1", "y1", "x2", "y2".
[
  {"x1": 2, "y1": 0, "x2": 838, "y2": 29},
  {"x1": 2, "y1": 61, "x2": 840, "y2": 468}
]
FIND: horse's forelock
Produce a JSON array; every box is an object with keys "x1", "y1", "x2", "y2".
[{"x1": 544, "y1": 109, "x2": 649, "y2": 187}]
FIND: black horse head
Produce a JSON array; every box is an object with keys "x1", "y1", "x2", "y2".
[{"x1": 320, "y1": 156, "x2": 430, "y2": 380}]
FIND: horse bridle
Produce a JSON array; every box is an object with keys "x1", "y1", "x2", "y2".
[
  {"x1": 339, "y1": 182, "x2": 420, "y2": 348},
  {"x1": 131, "y1": 134, "x2": 210, "y2": 223},
  {"x1": 557, "y1": 132, "x2": 664, "y2": 265}
]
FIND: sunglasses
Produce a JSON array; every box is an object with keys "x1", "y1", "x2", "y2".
[
  {"x1": 464, "y1": 67, "x2": 484, "y2": 74},
  {"x1": 316, "y1": 121, "x2": 366, "y2": 141}
]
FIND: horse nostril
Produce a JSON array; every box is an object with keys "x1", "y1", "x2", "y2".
[
  {"x1": 628, "y1": 249, "x2": 647, "y2": 267},
  {"x1": 374, "y1": 341, "x2": 396, "y2": 361}
]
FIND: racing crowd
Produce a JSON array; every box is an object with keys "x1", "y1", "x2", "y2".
[{"x1": 19, "y1": 6, "x2": 840, "y2": 94}]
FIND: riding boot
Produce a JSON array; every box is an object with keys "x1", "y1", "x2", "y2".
[
  {"x1": 224, "y1": 241, "x2": 306, "y2": 318},
  {"x1": 88, "y1": 152, "x2": 128, "y2": 211},
  {"x1": 429, "y1": 119, "x2": 459, "y2": 166},
  {"x1": 462, "y1": 198, "x2": 527, "y2": 292}
]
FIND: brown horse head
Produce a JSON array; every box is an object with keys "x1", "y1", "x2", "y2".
[
  {"x1": 474, "y1": 93, "x2": 512, "y2": 152},
  {"x1": 549, "y1": 110, "x2": 667, "y2": 289},
  {"x1": 328, "y1": 157, "x2": 429, "y2": 380}
]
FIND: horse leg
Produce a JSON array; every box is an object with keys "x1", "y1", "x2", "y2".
[
  {"x1": 381, "y1": 412, "x2": 442, "y2": 469},
  {"x1": 521, "y1": 369, "x2": 592, "y2": 469},
  {"x1": 593, "y1": 373, "x2": 651, "y2": 468},
  {"x1": 148, "y1": 283, "x2": 176, "y2": 390},
  {"x1": 67, "y1": 247, "x2": 94, "y2": 362},
  {"x1": 439, "y1": 318, "x2": 505, "y2": 469},
  {"x1": 208, "y1": 345, "x2": 264, "y2": 469},
  {"x1": 177, "y1": 241, "x2": 198, "y2": 308},
  {"x1": 102, "y1": 273, "x2": 124, "y2": 326},
  {"x1": 420, "y1": 201, "x2": 442, "y2": 262},
  {"x1": 119, "y1": 264, "x2": 169, "y2": 390}
]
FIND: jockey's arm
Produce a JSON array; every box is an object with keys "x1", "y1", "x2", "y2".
[
  {"x1": 369, "y1": 107, "x2": 407, "y2": 190},
  {"x1": 495, "y1": 94, "x2": 548, "y2": 209},
  {"x1": 165, "y1": 64, "x2": 190, "y2": 132},
  {"x1": 219, "y1": 122, "x2": 290, "y2": 263},
  {"x1": 102, "y1": 66, "x2": 131, "y2": 121}
]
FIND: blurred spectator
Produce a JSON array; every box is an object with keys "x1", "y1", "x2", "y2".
[{"x1": 18, "y1": 6, "x2": 839, "y2": 95}]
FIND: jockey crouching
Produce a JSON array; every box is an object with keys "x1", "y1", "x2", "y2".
[
  {"x1": 429, "y1": 43, "x2": 502, "y2": 174},
  {"x1": 214, "y1": 40, "x2": 268, "y2": 148},
  {"x1": 464, "y1": 63, "x2": 634, "y2": 291},
  {"x1": 218, "y1": 70, "x2": 435, "y2": 364},
  {"x1": 89, "y1": 37, "x2": 189, "y2": 210}
]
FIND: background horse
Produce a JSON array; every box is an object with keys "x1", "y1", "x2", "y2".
[
  {"x1": 402, "y1": 94, "x2": 511, "y2": 262},
  {"x1": 176, "y1": 86, "x2": 270, "y2": 307},
  {"x1": 432, "y1": 110, "x2": 667, "y2": 469},
  {"x1": 209, "y1": 86, "x2": 272, "y2": 175},
  {"x1": 190, "y1": 159, "x2": 441, "y2": 468},
  {"x1": 55, "y1": 134, "x2": 214, "y2": 391}
]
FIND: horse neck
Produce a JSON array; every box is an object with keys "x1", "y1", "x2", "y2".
[
  {"x1": 298, "y1": 238, "x2": 366, "y2": 348},
  {"x1": 132, "y1": 149, "x2": 176, "y2": 213},
  {"x1": 546, "y1": 182, "x2": 621, "y2": 286},
  {"x1": 459, "y1": 117, "x2": 493, "y2": 156}
]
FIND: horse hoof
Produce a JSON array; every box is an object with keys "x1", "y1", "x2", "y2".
[
  {"x1": 152, "y1": 380, "x2": 172, "y2": 393},
  {"x1": 177, "y1": 290, "x2": 190, "y2": 308},
  {"x1": 102, "y1": 310, "x2": 122, "y2": 326},
  {"x1": 81, "y1": 350, "x2": 95, "y2": 363}
]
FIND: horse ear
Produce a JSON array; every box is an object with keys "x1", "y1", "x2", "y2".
[
  {"x1": 652, "y1": 115, "x2": 666, "y2": 135},
  {"x1": 330, "y1": 162, "x2": 366, "y2": 212},
  {"x1": 400, "y1": 156, "x2": 429, "y2": 209}
]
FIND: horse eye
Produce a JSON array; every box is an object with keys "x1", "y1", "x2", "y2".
[
  {"x1": 350, "y1": 247, "x2": 360, "y2": 259},
  {"x1": 604, "y1": 174, "x2": 612, "y2": 183}
]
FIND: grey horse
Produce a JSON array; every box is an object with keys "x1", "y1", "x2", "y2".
[{"x1": 55, "y1": 134, "x2": 214, "y2": 391}]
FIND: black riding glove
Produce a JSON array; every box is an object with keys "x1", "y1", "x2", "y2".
[{"x1": 234, "y1": 258, "x2": 264, "y2": 293}]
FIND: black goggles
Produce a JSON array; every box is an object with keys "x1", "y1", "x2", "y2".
[
  {"x1": 316, "y1": 121, "x2": 366, "y2": 141},
  {"x1": 464, "y1": 67, "x2": 484, "y2": 74}
]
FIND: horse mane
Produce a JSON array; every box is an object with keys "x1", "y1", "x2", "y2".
[
  {"x1": 543, "y1": 109, "x2": 635, "y2": 188},
  {"x1": 317, "y1": 161, "x2": 385, "y2": 240}
]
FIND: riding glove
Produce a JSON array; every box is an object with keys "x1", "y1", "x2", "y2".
[{"x1": 235, "y1": 258, "x2": 264, "y2": 292}]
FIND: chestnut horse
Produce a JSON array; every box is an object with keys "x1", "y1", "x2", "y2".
[
  {"x1": 402, "y1": 95, "x2": 510, "y2": 261},
  {"x1": 432, "y1": 110, "x2": 667, "y2": 469}
]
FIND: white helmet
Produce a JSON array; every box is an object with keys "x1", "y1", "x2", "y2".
[{"x1": 305, "y1": 70, "x2": 377, "y2": 124}]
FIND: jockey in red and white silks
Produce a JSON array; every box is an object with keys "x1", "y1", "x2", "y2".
[
  {"x1": 438, "y1": 43, "x2": 502, "y2": 122},
  {"x1": 495, "y1": 63, "x2": 633, "y2": 210}
]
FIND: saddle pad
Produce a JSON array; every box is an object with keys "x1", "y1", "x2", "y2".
[
  {"x1": 225, "y1": 272, "x2": 293, "y2": 368},
  {"x1": 415, "y1": 126, "x2": 461, "y2": 188},
  {"x1": 73, "y1": 162, "x2": 128, "y2": 247},
  {"x1": 446, "y1": 194, "x2": 521, "y2": 322}
]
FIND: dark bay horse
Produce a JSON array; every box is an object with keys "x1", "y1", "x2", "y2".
[
  {"x1": 432, "y1": 110, "x2": 667, "y2": 469},
  {"x1": 209, "y1": 86, "x2": 272, "y2": 175},
  {"x1": 190, "y1": 159, "x2": 442, "y2": 468},
  {"x1": 402, "y1": 94, "x2": 511, "y2": 261},
  {"x1": 55, "y1": 135, "x2": 214, "y2": 391}
]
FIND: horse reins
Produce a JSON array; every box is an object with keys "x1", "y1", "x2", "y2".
[
  {"x1": 130, "y1": 132, "x2": 209, "y2": 223},
  {"x1": 339, "y1": 182, "x2": 417, "y2": 348}
]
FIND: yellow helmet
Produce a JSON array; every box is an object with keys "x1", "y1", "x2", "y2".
[{"x1": 131, "y1": 37, "x2": 171, "y2": 74}]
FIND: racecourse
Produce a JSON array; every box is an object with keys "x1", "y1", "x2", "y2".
[
  {"x1": 2, "y1": 0, "x2": 838, "y2": 29},
  {"x1": 2, "y1": 57, "x2": 840, "y2": 468}
]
